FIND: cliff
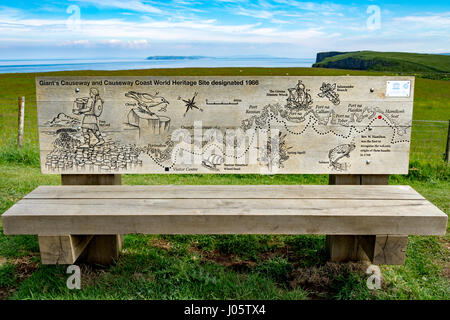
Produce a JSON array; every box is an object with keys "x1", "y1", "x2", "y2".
[{"x1": 312, "y1": 51, "x2": 450, "y2": 79}]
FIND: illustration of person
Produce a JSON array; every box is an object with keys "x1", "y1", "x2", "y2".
[{"x1": 73, "y1": 88, "x2": 104, "y2": 148}]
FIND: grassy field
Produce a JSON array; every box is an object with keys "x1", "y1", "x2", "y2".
[
  {"x1": 0, "y1": 67, "x2": 448, "y2": 300},
  {"x1": 313, "y1": 51, "x2": 450, "y2": 80}
]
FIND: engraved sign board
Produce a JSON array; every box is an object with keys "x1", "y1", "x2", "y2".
[{"x1": 36, "y1": 76, "x2": 414, "y2": 174}]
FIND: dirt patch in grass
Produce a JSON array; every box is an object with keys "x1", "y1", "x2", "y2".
[
  {"x1": 11, "y1": 256, "x2": 40, "y2": 282},
  {"x1": 0, "y1": 256, "x2": 40, "y2": 300},
  {"x1": 190, "y1": 247, "x2": 256, "y2": 271},
  {"x1": 189, "y1": 243, "x2": 309, "y2": 272},
  {"x1": 78, "y1": 264, "x2": 108, "y2": 287},
  {"x1": 0, "y1": 256, "x2": 7, "y2": 266},
  {"x1": 288, "y1": 262, "x2": 369, "y2": 299},
  {"x1": 257, "y1": 244, "x2": 299, "y2": 263},
  {"x1": 150, "y1": 238, "x2": 173, "y2": 251},
  {"x1": 432, "y1": 237, "x2": 450, "y2": 279},
  {"x1": 256, "y1": 241, "x2": 325, "y2": 268},
  {"x1": 0, "y1": 287, "x2": 13, "y2": 300},
  {"x1": 193, "y1": 243, "x2": 316, "y2": 269},
  {"x1": 437, "y1": 237, "x2": 450, "y2": 279},
  {"x1": 442, "y1": 265, "x2": 450, "y2": 279}
]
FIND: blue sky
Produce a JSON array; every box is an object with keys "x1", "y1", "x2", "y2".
[{"x1": 0, "y1": 0, "x2": 449, "y2": 59}]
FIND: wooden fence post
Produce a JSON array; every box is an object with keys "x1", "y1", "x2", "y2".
[
  {"x1": 445, "y1": 120, "x2": 450, "y2": 164},
  {"x1": 17, "y1": 96, "x2": 25, "y2": 148}
]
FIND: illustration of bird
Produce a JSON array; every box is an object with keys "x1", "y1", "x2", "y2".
[
  {"x1": 182, "y1": 92, "x2": 203, "y2": 117},
  {"x1": 125, "y1": 91, "x2": 169, "y2": 116}
]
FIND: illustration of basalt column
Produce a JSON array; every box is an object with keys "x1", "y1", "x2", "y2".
[{"x1": 127, "y1": 108, "x2": 171, "y2": 141}]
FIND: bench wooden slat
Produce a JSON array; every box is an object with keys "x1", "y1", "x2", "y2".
[
  {"x1": 3, "y1": 185, "x2": 446, "y2": 236},
  {"x1": 5, "y1": 199, "x2": 444, "y2": 217},
  {"x1": 24, "y1": 185, "x2": 425, "y2": 200},
  {"x1": 2, "y1": 210, "x2": 445, "y2": 236}
]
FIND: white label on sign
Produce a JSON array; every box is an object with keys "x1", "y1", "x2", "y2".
[{"x1": 386, "y1": 81, "x2": 411, "y2": 97}]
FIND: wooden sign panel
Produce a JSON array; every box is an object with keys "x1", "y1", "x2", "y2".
[{"x1": 36, "y1": 76, "x2": 414, "y2": 174}]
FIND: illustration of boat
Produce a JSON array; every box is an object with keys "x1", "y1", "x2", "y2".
[
  {"x1": 202, "y1": 154, "x2": 224, "y2": 171},
  {"x1": 286, "y1": 80, "x2": 313, "y2": 111}
]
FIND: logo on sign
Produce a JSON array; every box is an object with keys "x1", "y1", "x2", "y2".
[{"x1": 386, "y1": 81, "x2": 411, "y2": 97}]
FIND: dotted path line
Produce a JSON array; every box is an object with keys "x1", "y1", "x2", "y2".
[{"x1": 147, "y1": 111, "x2": 410, "y2": 169}]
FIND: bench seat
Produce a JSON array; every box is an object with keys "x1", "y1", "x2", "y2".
[{"x1": 3, "y1": 185, "x2": 447, "y2": 236}]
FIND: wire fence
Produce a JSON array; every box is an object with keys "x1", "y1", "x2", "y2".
[
  {"x1": 0, "y1": 98, "x2": 449, "y2": 165},
  {"x1": 410, "y1": 120, "x2": 449, "y2": 163}
]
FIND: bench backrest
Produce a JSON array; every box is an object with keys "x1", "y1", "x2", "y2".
[{"x1": 36, "y1": 76, "x2": 414, "y2": 175}]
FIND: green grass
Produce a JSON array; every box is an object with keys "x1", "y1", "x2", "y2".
[
  {"x1": 0, "y1": 67, "x2": 448, "y2": 300},
  {"x1": 313, "y1": 51, "x2": 450, "y2": 77},
  {"x1": 0, "y1": 162, "x2": 448, "y2": 300}
]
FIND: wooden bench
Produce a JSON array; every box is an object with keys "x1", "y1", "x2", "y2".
[{"x1": 2, "y1": 76, "x2": 447, "y2": 266}]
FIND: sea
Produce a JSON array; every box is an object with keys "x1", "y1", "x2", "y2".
[{"x1": 0, "y1": 57, "x2": 315, "y2": 74}]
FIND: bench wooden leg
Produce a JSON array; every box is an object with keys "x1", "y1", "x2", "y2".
[
  {"x1": 326, "y1": 235, "x2": 408, "y2": 265},
  {"x1": 326, "y1": 235, "x2": 369, "y2": 262},
  {"x1": 38, "y1": 235, "x2": 124, "y2": 265},
  {"x1": 328, "y1": 174, "x2": 389, "y2": 185},
  {"x1": 38, "y1": 235, "x2": 93, "y2": 265},
  {"x1": 58, "y1": 174, "x2": 123, "y2": 266},
  {"x1": 79, "y1": 235, "x2": 124, "y2": 265},
  {"x1": 358, "y1": 235, "x2": 408, "y2": 265},
  {"x1": 327, "y1": 174, "x2": 407, "y2": 265},
  {"x1": 61, "y1": 174, "x2": 121, "y2": 185}
]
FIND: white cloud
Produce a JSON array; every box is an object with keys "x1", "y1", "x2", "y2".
[
  {"x1": 59, "y1": 39, "x2": 151, "y2": 49},
  {"x1": 270, "y1": 18, "x2": 292, "y2": 24},
  {"x1": 0, "y1": 6, "x2": 330, "y2": 44},
  {"x1": 237, "y1": 7, "x2": 275, "y2": 19},
  {"x1": 273, "y1": 0, "x2": 341, "y2": 13},
  {"x1": 71, "y1": 0, "x2": 162, "y2": 14},
  {"x1": 0, "y1": 6, "x2": 22, "y2": 18},
  {"x1": 392, "y1": 12, "x2": 450, "y2": 28},
  {"x1": 0, "y1": 3, "x2": 449, "y2": 58}
]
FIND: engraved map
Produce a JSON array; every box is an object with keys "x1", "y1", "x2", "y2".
[{"x1": 36, "y1": 76, "x2": 414, "y2": 174}]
